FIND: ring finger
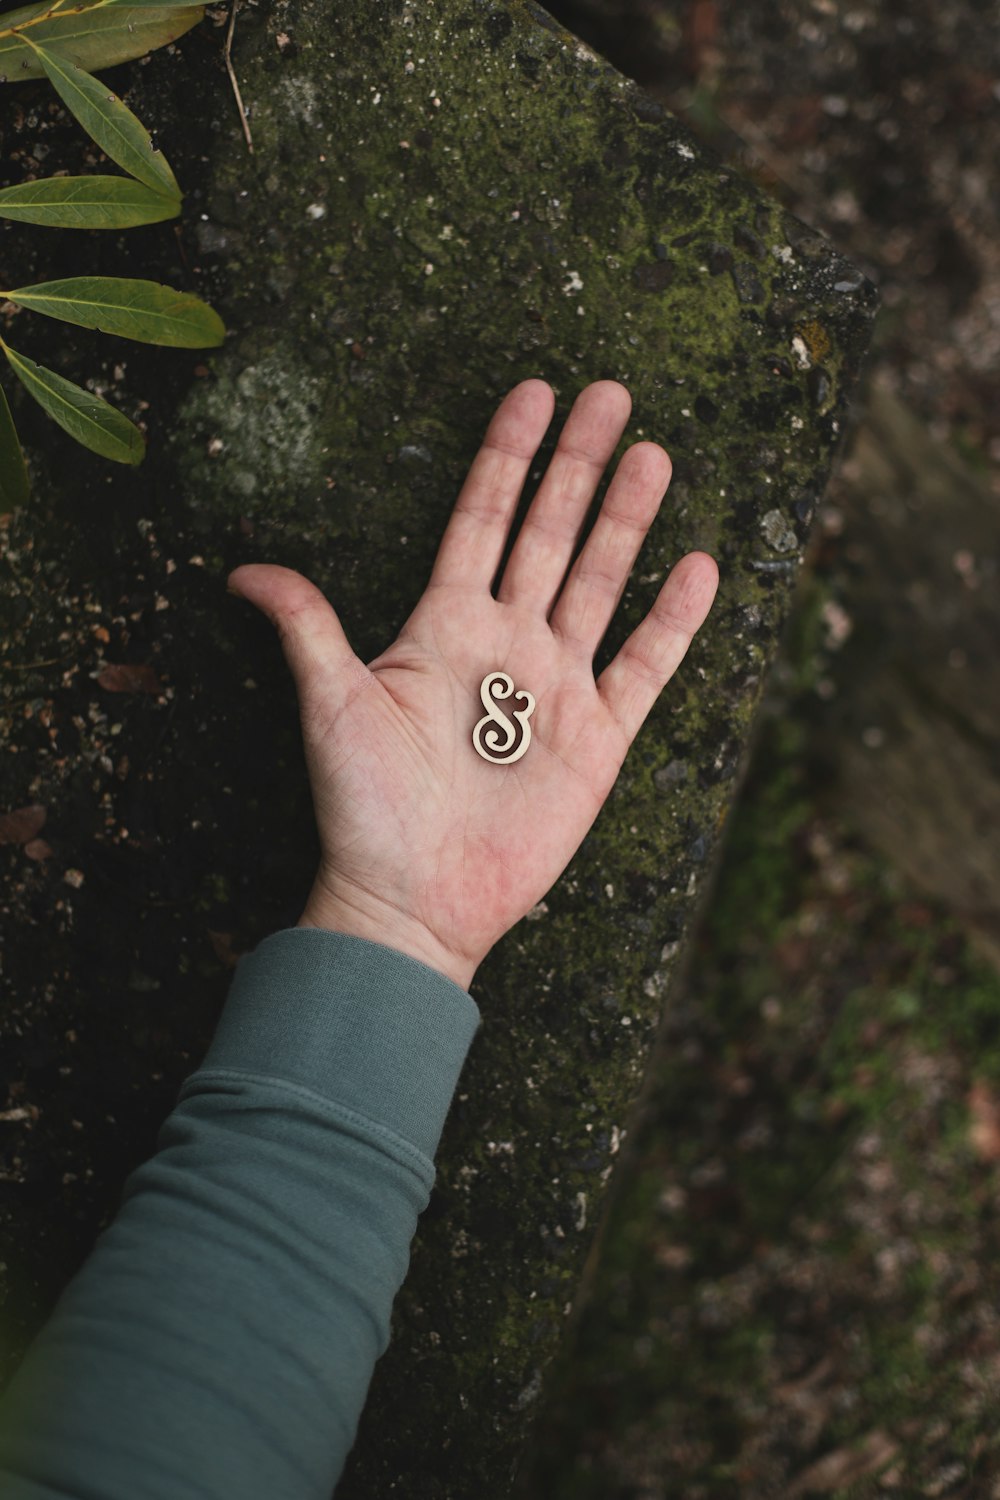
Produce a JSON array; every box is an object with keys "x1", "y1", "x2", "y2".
[{"x1": 548, "y1": 440, "x2": 672, "y2": 659}]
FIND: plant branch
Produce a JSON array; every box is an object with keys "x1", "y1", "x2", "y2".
[{"x1": 224, "y1": 0, "x2": 253, "y2": 153}]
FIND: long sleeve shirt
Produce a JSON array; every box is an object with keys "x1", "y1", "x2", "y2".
[{"x1": 0, "y1": 927, "x2": 482, "y2": 1498}]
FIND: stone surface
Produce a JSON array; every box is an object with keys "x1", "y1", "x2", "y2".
[
  {"x1": 545, "y1": 0, "x2": 1000, "y2": 486},
  {"x1": 0, "y1": 0, "x2": 875, "y2": 1494}
]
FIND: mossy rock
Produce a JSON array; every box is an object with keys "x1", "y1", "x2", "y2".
[{"x1": 0, "y1": 0, "x2": 876, "y2": 1494}]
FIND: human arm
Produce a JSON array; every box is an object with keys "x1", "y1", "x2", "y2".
[
  {"x1": 0, "y1": 379, "x2": 718, "y2": 1498},
  {"x1": 0, "y1": 928, "x2": 479, "y2": 1499}
]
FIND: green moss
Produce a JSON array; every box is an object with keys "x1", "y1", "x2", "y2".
[{"x1": 1, "y1": 0, "x2": 875, "y2": 1491}]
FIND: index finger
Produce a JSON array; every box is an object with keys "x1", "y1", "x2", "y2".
[{"x1": 427, "y1": 379, "x2": 555, "y2": 593}]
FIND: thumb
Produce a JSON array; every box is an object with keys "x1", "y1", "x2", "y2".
[{"x1": 227, "y1": 563, "x2": 371, "y2": 715}]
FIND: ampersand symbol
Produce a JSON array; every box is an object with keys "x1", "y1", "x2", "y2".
[{"x1": 472, "y1": 671, "x2": 536, "y2": 764}]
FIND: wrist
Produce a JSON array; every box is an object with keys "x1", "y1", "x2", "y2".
[{"x1": 297, "y1": 880, "x2": 478, "y2": 993}]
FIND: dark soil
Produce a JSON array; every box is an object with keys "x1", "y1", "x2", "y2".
[
  {"x1": 0, "y1": 6, "x2": 316, "y2": 1366},
  {"x1": 524, "y1": 1, "x2": 1000, "y2": 1495},
  {"x1": 523, "y1": 602, "x2": 1000, "y2": 1497}
]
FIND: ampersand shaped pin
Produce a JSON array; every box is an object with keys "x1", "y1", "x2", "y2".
[{"x1": 472, "y1": 671, "x2": 536, "y2": 764}]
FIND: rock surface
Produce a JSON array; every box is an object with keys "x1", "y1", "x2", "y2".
[{"x1": 0, "y1": 0, "x2": 875, "y2": 1493}]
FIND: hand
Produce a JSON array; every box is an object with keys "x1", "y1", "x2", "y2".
[{"x1": 227, "y1": 379, "x2": 719, "y2": 991}]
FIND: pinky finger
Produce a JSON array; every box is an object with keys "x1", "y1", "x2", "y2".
[{"x1": 595, "y1": 551, "x2": 719, "y2": 746}]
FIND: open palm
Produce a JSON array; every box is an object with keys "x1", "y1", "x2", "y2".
[{"x1": 228, "y1": 379, "x2": 719, "y2": 990}]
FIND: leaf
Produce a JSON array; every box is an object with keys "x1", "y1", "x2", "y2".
[
  {"x1": 789, "y1": 1430, "x2": 899, "y2": 1495},
  {"x1": 0, "y1": 3, "x2": 203, "y2": 82},
  {"x1": 0, "y1": 175, "x2": 180, "y2": 229},
  {"x1": 0, "y1": 381, "x2": 30, "y2": 507},
  {"x1": 0, "y1": 804, "x2": 47, "y2": 845},
  {"x1": 97, "y1": 662, "x2": 162, "y2": 693},
  {"x1": 969, "y1": 1080, "x2": 1000, "y2": 1162},
  {"x1": 8, "y1": 277, "x2": 225, "y2": 348},
  {"x1": 16, "y1": 39, "x2": 180, "y2": 196},
  {"x1": 1, "y1": 341, "x2": 145, "y2": 465}
]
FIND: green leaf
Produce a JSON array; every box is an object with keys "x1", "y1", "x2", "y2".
[
  {"x1": 0, "y1": 382, "x2": 30, "y2": 507},
  {"x1": 18, "y1": 40, "x2": 179, "y2": 196},
  {"x1": 0, "y1": 175, "x2": 180, "y2": 228},
  {"x1": 1, "y1": 341, "x2": 144, "y2": 465},
  {"x1": 0, "y1": 3, "x2": 203, "y2": 81},
  {"x1": 7, "y1": 276, "x2": 226, "y2": 347}
]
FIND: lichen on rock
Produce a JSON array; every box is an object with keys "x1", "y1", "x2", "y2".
[
  {"x1": 0, "y1": 0, "x2": 876, "y2": 1493},
  {"x1": 166, "y1": 3, "x2": 876, "y2": 1493}
]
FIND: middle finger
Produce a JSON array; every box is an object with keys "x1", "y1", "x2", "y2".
[{"x1": 495, "y1": 381, "x2": 632, "y2": 616}]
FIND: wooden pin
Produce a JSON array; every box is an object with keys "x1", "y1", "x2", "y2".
[{"x1": 472, "y1": 671, "x2": 535, "y2": 764}]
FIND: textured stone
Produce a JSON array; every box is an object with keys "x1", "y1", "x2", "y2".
[{"x1": 0, "y1": 0, "x2": 876, "y2": 1494}]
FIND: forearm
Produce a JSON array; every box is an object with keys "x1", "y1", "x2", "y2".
[{"x1": 0, "y1": 929, "x2": 480, "y2": 1500}]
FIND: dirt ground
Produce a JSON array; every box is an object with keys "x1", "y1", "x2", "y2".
[
  {"x1": 0, "y1": 12, "x2": 312, "y2": 1370},
  {"x1": 526, "y1": 608, "x2": 1000, "y2": 1498},
  {"x1": 526, "y1": 1, "x2": 1000, "y2": 1495}
]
